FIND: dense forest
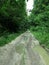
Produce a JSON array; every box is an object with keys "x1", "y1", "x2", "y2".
[
  {"x1": 0, "y1": 0, "x2": 28, "y2": 32},
  {"x1": 0, "y1": 0, "x2": 49, "y2": 49},
  {"x1": 29, "y1": 0, "x2": 49, "y2": 49},
  {"x1": 0, "y1": 0, "x2": 28, "y2": 46}
]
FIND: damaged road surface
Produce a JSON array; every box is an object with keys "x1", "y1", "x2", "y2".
[{"x1": 0, "y1": 31, "x2": 48, "y2": 65}]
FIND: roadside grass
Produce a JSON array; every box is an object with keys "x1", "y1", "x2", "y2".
[
  {"x1": 0, "y1": 31, "x2": 23, "y2": 46},
  {"x1": 30, "y1": 30, "x2": 49, "y2": 49},
  {"x1": 33, "y1": 45, "x2": 49, "y2": 65}
]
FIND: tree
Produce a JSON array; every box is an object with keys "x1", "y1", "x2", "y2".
[
  {"x1": 29, "y1": 0, "x2": 49, "y2": 48},
  {"x1": 0, "y1": 0, "x2": 27, "y2": 32},
  {"x1": 30, "y1": 0, "x2": 49, "y2": 32}
]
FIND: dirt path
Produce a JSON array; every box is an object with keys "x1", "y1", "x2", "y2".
[{"x1": 0, "y1": 31, "x2": 47, "y2": 65}]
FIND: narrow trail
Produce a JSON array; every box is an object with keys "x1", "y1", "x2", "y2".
[{"x1": 0, "y1": 31, "x2": 46, "y2": 65}]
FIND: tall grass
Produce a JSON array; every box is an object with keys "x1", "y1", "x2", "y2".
[
  {"x1": 30, "y1": 27, "x2": 49, "y2": 49},
  {"x1": 0, "y1": 31, "x2": 23, "y2": 46}
]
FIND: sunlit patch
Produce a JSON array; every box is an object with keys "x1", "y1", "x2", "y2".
[{"x1": 26, "y1": 0, "x2": 34, "y2": 16}]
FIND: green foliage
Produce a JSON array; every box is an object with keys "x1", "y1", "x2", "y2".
[
  {"x1": 0, "y1": 0, "x2": 27, "y2": 32},
  {"x1": 0, "y1": 0, "x2": 28, "y2": 46},
  {"x1": 30, "y1": 30, "x2": 49, "y2": 49},
  {"x1": 30, "y1": 0, "x2": 49, "y2": 27},
  {"x1": 0, "y1": 0, "x2": 49, "y2": 49},
  {"x1": 29, "y1": 0, "x2": 49, "y2": 49},
  {"x1": 0, "y1": 31, "x2": 22, "y2": 46}
]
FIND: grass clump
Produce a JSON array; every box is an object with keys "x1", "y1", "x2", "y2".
[
  {"x1": 30, "y1": 27, "x2": 49, "y2": 49},
  {"x1": 0, "y1": 30, "x2": 23, "y2": 46}
]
